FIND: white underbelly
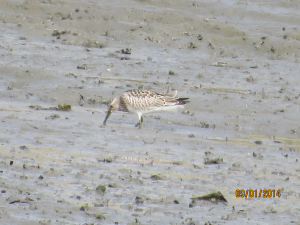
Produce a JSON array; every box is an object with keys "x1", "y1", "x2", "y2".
[{"x1": 127, "y1": 105, "x2": 184, "y2": 115}]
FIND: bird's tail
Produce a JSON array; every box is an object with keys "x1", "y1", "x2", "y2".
[{"x1": 177, "y1": 98, "x2": 189, "y2": 105}]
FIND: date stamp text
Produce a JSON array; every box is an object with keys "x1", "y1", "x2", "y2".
[{"x1": 236, "y1": 189, "x2": 281, "y2": 198}]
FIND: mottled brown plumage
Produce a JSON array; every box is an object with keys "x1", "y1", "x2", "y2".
[{"x1": 103, "y1": 88, "x2": 189, "y2": 129}]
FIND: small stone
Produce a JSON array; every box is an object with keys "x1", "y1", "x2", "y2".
[
  {"x1": 108, "y1": 183, "x2": 117, "y2": 188},
  {"x1": 254, "y1": 140, "x2": 262, "y2": 145},
  {"x1": 77, "y1": 64, "x2": 88, "y2": 70},
  {"x1": 197, "y1": 34, "x2": 203, "y2": 40},
  {"x1": 169, "y1": 70, "x2": 175, "y2": 75},
  {"x1": 150, "y1": 174, "x2": 162, "y2": 180},
  {"x1": 30, "y1": 203, "x2": 37, "y2": 210},
  {"x1": 204, "y1": 157, "x2": 223, "y2": 164},
  {"x1": 121, "y1": 48, "x2": 131, "y2": 54},
  {"x1": 188, "y1": 134, "x2": 195, "y2": 138},
  {"x1": 135, "y1": 196, "x2": 144, "y2": 204}
]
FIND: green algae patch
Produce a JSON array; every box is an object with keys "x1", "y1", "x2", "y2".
[
  {"x1": 191, "y1": 191, "x2": 228, "y2": 203},
  {"x1": 29, "y1": 104, "x2": 71, "y2": 111},
  {"x1": 86, "y1": 213, "x2": 106, "y2": 220},
  {"x1": 150, "y1": 174, "x2": 163, "y2": 180},
  {"x1": 96, "y1": 185, "x2": 106, "y2": 194}
]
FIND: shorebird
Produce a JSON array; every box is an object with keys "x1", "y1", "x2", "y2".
[{"x1": 103, "y1": 87, "x2": 189, "y2": 129}]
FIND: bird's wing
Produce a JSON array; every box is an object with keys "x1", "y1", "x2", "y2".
[{"x1": 122, "y1": 90, "x2": 179, "y2": 110}]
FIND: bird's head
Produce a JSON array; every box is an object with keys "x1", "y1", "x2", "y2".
[{"x1": 103, "y1": 97, "x2": 119, "y2": 125}]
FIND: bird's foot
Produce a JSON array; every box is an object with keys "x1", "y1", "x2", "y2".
[{"x1": 134, "y1": 121, "x2": 142, "y2": 129}]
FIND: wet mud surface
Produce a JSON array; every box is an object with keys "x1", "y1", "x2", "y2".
[{"x1": 0, "y1": 0, "x2": 300, "y2": 224}]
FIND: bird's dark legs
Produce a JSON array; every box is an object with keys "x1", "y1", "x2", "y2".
[
  {"x1": 135, "y1": 116, "x2": 143, "y2": 129},
  {"x1": 140, "y1": 116, "x2": 143, "y2": 129}
]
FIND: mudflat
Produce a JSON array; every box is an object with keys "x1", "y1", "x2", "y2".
[{"x1": 0, "y1": 0, "x2": 299, "y2": 224}]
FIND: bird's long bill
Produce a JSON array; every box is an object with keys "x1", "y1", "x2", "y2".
[{"x1": 103, "y1": 110, "x2": 112, "y2": 125}]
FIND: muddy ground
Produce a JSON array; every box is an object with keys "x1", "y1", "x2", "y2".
[{"x1": 0, "y1": 0, "x2": 300, "y2": 224}]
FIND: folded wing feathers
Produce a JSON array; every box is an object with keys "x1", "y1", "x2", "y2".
[{"x1": 122, "y1": 90, "x2": 189, "y2": 109}]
